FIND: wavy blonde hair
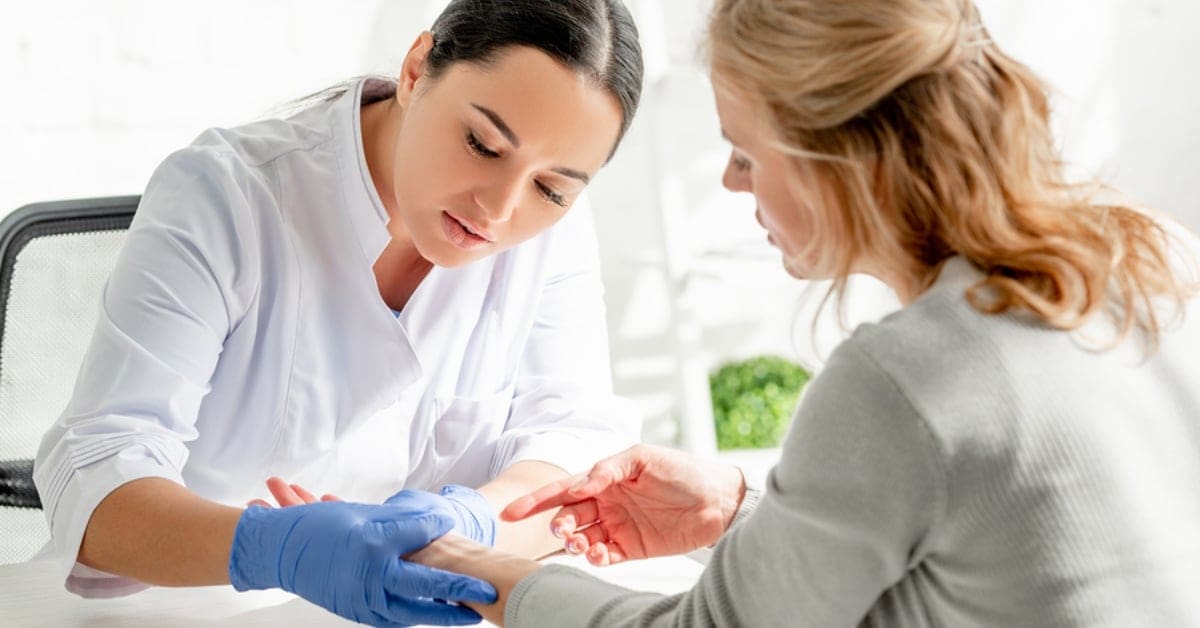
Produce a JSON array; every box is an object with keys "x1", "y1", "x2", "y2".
[{"x1": 707, "y1": 0, "x2": 1198, "y2": 352}]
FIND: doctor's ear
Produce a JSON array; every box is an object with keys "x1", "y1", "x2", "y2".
[{"x1": 395, "y1": 31, "x2": 435, "y2": 107}]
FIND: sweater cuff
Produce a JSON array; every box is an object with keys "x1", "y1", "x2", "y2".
[{"x1": 730, "y1": 487, "x2": 763, "y2": 530}]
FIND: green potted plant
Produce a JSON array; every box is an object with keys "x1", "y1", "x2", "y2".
[{"x1": 709, "y1": 355, "x2": 810, "y2": 450}]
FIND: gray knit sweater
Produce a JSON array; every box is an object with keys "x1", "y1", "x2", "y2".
[{"x1": 506, "y1": 257, "x2": 1200, "y2": 627}]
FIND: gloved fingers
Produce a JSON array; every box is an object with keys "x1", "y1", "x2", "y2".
[
  {"x1": 380, "y1": 596, "x2": 485, "y2": 627},
  {"x1": 439, "y1": 488, "x2": 497, "y2": 547},
  {"x1": 382, "y1": 488, "x2": 420, "y2": 506},
  {"x1": 439, "y1": 485, "x2": 495, "y2": 520},
  {"x1": 364, "y1": 561, "x2": 486, "y2": 627},
  {"x1": 381, "y1": 489, "x2": 454, "y2": 518},
  {"x1": 385, "y1": 559, "x2": 498, "y2": 605},
  {"x1": 364, "y1": 584, "x2": 484, "y2": 628},
  {"x1": 438, "y1": 484, "x2": 489, "y2": 511},
  {"x1": 378, "y1": 512, "x2": 456, "y2": 555}
]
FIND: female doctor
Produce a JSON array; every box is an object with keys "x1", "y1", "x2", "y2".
[{"x1": 32, "y1": 0, "x2": 644, "y2": 625}]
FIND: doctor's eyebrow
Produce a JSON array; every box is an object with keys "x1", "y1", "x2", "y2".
[
  {"x1": 473, "y1": 104, "x2": 520, "y2": 148},
  {"x1": 471, "y1": 102, "x2": 591, "y2": 184}
]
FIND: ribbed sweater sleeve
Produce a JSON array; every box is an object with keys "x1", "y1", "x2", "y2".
[{"x1": 506, "y1": 340, "x2": 944, "y2": 627}]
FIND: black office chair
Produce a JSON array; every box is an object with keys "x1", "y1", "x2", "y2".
[{"x1": 0, "y1": 196, "x2": 138, "y2": 564}]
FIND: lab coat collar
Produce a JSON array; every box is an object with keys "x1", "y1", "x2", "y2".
[{"x1": 331, "y1": 77, "x2": 395, "y2": 269}]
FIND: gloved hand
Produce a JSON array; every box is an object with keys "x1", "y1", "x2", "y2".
[
  {"x1": 229, "y1": 492, "x2": 497, "y2": 627},
  {"x1": 438, "y1": 484, "x2": 497, "y2": 547},
  {"x1": 251, "y1": 478, "x2": 497, "y2": 547}
]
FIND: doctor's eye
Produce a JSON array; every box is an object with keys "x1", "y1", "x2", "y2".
[
  {"x1": 731, "y1": 153, "x2": 752, "y2": 172},
  {"x1": 536, "y1": 181, "x2": 568, "y2": 208},
  {"x1": 467, "y1": 132, "x2": 501, "y2": 159}
]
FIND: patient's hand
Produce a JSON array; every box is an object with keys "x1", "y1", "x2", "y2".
[
  {"x1": 501, "y1": 445, "x2": 746, "y2": 566},
  {"x1": 247, "y1": 477, "x2": 341, "y2": 508}
]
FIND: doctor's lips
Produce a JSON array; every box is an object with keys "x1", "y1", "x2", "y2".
[{"x1": 442, "y1": 211, "x2": 495, "y2": 250}]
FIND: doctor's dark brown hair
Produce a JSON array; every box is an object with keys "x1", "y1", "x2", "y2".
[
  {"x1": 284, "y1": 0, "x2": 644, "y2": 157},
  {"x1": 427, "y1": 0, "x2": 644, "y2": 153}
]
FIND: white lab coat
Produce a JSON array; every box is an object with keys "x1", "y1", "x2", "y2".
[{"x1": 33, "y1": 78, "x2": 639, "y2": 596}]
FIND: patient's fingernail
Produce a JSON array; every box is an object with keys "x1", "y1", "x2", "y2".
[
  {"x1": 567, "y1": 539, "x2": 584, "y2": 554},
  {"x1": 553, "y1": 515, "x2": 575, "y2": 538}
]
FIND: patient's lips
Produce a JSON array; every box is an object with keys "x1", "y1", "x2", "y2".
[{"x1": 755, "y1": 208, "x2": 778, "y2": 246}]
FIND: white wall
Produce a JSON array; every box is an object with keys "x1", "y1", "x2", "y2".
[
  {"x1": 2, "y1": 1, "x2": 1197, "y2": 448},
  {"x1": 978, "y1": 0, "x2": 1200, "y2": 229}
]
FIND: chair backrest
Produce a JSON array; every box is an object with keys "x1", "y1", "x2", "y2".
[{"x1": 0, "y1": 196, "x2": 138, "y2": 564}]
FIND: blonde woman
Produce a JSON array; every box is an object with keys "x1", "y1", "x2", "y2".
[{"x1": 270, "y1": 0, "x2": 1200, "y2": 625}]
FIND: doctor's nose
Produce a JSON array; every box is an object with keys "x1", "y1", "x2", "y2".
[{"x1": 475, "y1": 175, "x2": 522, "y2": 223}]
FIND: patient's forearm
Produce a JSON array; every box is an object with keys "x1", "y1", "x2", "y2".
[
  {"x1": 478, "y1": 461, "x2": 568, "y2": 558},
  {"x1": 409, "y1": 534, "x2": 541, "y2": 626}
]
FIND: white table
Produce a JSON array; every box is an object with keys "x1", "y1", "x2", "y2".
[{"x1": 0, "y1": 554, "x2": 704, "y2": 627}]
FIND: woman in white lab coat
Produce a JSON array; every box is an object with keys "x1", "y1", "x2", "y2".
[{"x1": 32, "y1": 0, "x2": 644, "y2": 625}]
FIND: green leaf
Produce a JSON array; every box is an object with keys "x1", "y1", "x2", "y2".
[{"x1": 709, "y1": 356, "x2": 810, "y2": 450}]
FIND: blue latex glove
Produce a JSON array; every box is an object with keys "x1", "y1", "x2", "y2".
[
  {"x1": 229, "y1": 492, "x2": 497, "y2": 627},
  {"x1": 438, "y1": 484, "x2": 497, "y2": 547}
]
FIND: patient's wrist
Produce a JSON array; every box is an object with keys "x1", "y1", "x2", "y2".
[
  {"x1": 410, "y1": 534, "x2": 542, "y2": 589},
  {"x1": 409, "y1": 533, "x2": 542, "y2": 625},
  {"x1": 720, "y1": 465, "x2": 749, "y2": 531},
  {"x1": 729, "y1": 485, "x2": 762, "y2": 530}
]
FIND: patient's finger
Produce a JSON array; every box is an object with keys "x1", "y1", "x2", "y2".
[
  {"x1": 565, "y1": 523, "x2": 607, "y2": 555},
  {"x1": 501, "y1": 475, "x2": 585, "y2": 521},
  {"x1": 550, "y1": 501, "x2": 600, "y2": 537},
  {"x1": 587, "y1": 540, "x2": 627, "y2": 567},
  {"x1": 246, "y1": 499, "x2": 273, "y2": 509},
  {"x1": 320, "y1": 494, "x2": 342, "y2": 502},
  {"x1": 586, "y1": 541, "x2": 611, "y2": 566},
  {"x1": 607, "y1": 543, "x2": 626, "y2": 565},
  {"x1": 566, "y1": 449, "x2": 641, "y2": 499},
  {"x1": 266, "y1": 477, "x2": 304, "y2": 507}
]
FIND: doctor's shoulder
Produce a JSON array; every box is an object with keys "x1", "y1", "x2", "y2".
[
  {"x1": 134, "y1": 106, "x2": 341, "y2": 237},
  {"x1": 122, "y1": 123, "x2": 321, "y2": 310}
]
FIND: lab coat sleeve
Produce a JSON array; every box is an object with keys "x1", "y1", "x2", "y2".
[
  {"x1": 488, "y1": 201, "x2": 641, "y2": 478},
  {"x1": 32, "y1": 147, "x2": 257, "y2": 596},
  {"x1": 505, "y1": 339, "x2": 945, "y2": 627}
]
